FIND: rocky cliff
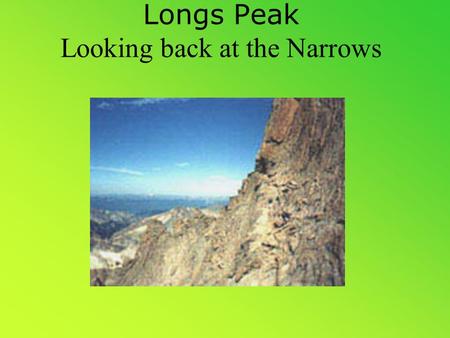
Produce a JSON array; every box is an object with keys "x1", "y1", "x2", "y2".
[{"x1": 100, "y1": 98, "x2": 345, "y2": 286}]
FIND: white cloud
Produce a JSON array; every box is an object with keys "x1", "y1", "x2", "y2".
[
  {"x1": 91, "y1": 166, "x2": 144, "y2": 176},
  {"x1": 97, "y1": 101, "x2": 113, "y2": 109},
  {"x1": 175, "y1": 162, "x2": 190, "y2": 168},
  {"x1": 119, "y1": 98, "x2": 190, "y2": 107},
  {"x1": 121, "y1": 98, "x2": 164, "y2": 106}
]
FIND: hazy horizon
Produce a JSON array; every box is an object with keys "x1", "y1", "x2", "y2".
[
  {"x1": 90, "y1": 98, "x2": 272, "y2": 197},
  {"x1": 90, "y1": 192, "x2": 231, "y2": 199}
]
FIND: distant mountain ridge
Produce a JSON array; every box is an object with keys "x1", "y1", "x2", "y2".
[
  {"x1": 90, "y1": 209, "x2": 139, "y2": 250},
  {"x1": 91, "y1": 195, "x2": 227, "y2": 217}
]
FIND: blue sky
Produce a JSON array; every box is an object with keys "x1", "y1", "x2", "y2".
[{"x1": 90, "y1": 98, "x2": 272, "y2": 196}]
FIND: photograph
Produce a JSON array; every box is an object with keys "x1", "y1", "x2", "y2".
[{"x1": 90, "y1": 98, "x2": 345, "y2": 286}]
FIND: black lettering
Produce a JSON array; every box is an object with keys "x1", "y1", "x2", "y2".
[
  {"x1": 338, "y1": 44, "x2": 351, "y2": 58},
  {"x1": 77, "y1": 44, "x2": 89, "y2": 58},
  {"x1": 329, "y1": 44, "x2": 338, "y2": 57},
  {"x1": 284, "y1": 3, "x2": 299, "y2": 24},
  {"x1": 319, "y1": 44, "x2": 329, "y2": 57},
  {"x1": 177, "y1": 8, "x2": 191, "y2": 25},
  {"x1": 211, "y1": 9, "x2": 224, "y2": 25},
  {"x1": 91, "y1": 44, "x2": 103, "y2": 58},
  {"x1": 160, "y1": 8, "x2": 174, "y2": 24},
  {"x1": 194, "y1": 8, "x2": 207, "y2": 30},
  {"x1": 352, "y1": 44, "x2": 370, "y2": 57},
  {"x1": 161, "y1": 38, "x2": 173, "y2": 57},
  {"x1": 287, "y1": 38, "x2": 304, "y2": 57},
  {"x1": 140, "y1": 44, "x2": 153, "y2": 63},
  {"x1": 372, "y1": 44, "x2": 382, "y2": 58},
  {"x1": 104, "y1": 38, "x2": 116, "y2": 58},
  {"x1": 144, "y1": 4, "x2": 159, "y2": 25},
  {"x1": 235, "y1": 4, "x2": 249, "y2": 24},
  {"x1": 126, "y1": 44, "x2": 138, "y2": 58},
  {"x1": 307, "y1": 44, "x2": 318, "y2": 57},
  {"x1": 61, "y1": 38, "x2": 76, "y2": 57},
  {"x1": 252, "y1": 9, "x2": 266, "y2": 24}
]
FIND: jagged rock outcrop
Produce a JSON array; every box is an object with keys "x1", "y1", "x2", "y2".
[
  {"x1": 90, "y1": 207, "x2": 221, "y2": 285},
  {"x1": 107, "y1": 98, "x2": 344, "y2": 286}
]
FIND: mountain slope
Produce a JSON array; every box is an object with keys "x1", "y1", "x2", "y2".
[{"x1": 90, "y1": 207, "x2": 221, "y2": 284}]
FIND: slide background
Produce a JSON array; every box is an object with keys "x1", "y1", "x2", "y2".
[{"x1": 1, "y1": 1, "x2": 449, "y2": 337}]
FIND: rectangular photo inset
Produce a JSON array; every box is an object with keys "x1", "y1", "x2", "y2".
[{"x1": 90, "y1": 98, "x2": 345, "y2": 286}]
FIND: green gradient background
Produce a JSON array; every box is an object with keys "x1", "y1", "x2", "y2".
[{"x1": 1, "y1": 1, "x2": 449, "y2": 337}]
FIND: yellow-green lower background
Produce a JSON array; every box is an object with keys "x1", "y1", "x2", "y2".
[{"x1": 1, "y1": 1, "x2": 449, "y2": 337}]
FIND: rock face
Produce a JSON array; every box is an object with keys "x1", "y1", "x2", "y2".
[
  {"x1": 103, "y1": 98, "x2": 344, "y2": 286},
  {"x1": 90, "y1": 207, "x2": 221, "y2": 284}
]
